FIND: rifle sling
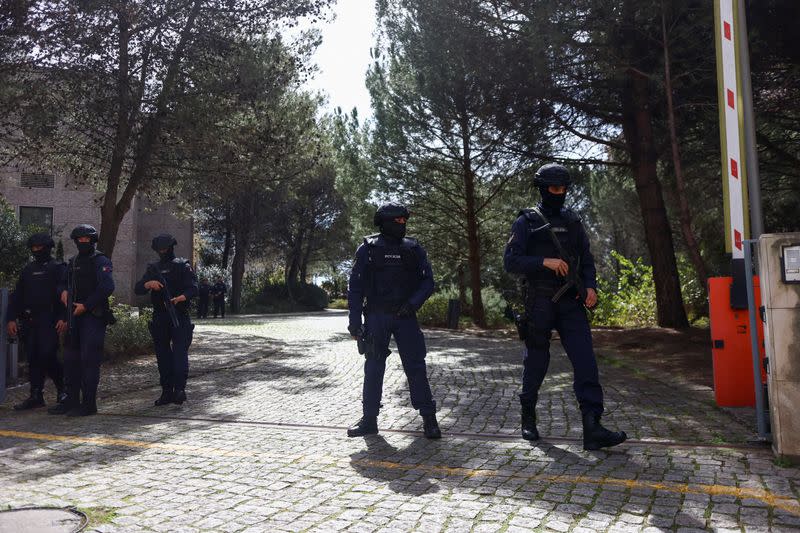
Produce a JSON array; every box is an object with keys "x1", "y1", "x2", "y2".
[{"x1": 529, "y1": 206, "x2": 577, "y2": 303}]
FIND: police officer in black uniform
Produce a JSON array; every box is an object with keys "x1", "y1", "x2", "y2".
[
  {"x1": 135, "y1": 234, "x2": 197, "y2": 405},
  {"x1": 211, "y1": 277, "x2": 226, "y2": 318},
  {"x1": 504, "y1": 164, "x2": 626, "y2": 450},
  {"x1": 197, "y1": 278, "x2": 210, "y2": 319},
  {"x1": 346, "y1": 203, "x2": 441, "y2": 439},
  {"x1": 5, "y1": 233, "x2": 67, "y2": 410},
  {"x1": 49, "y1": 224, "x2": 115, "y2": 417}
]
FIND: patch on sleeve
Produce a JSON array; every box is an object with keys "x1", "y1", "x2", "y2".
[{"x1": 102, "y1": 265, "x2": 112, "y2": 273}]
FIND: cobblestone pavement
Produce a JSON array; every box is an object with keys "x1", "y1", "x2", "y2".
[{"x1": 1, "y1": 312, "x2": 799, "y2": 532}]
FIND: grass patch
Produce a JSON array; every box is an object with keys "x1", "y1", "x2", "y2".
[
  {"x1": 78, "y1": 506, "x2": 118, "y2": 528},
  {"x1": 773, "y1": 456, "x2": 795, "y2": 469}
]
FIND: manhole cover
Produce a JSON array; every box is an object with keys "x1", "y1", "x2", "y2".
[{"x1": 0, "y1": 507, "x2": 87, "y2": 532}]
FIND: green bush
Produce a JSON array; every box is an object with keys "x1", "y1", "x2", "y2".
[
  {"x1": 416, "y1": 290, "x2": 453, "y2": 327},
  {"x1": 591, "y1": 251, "x2": 657, "y2": 327},
  {"x1": 417, "y1": 285, "x2": 512, "y2": 328},
  {"x1": 104, "y1": 300, "x2": 153, "y2": 361},
  {"x1": 327, "y1": 298, "x2": 348, "y2": 309},
  {"x1": 0, "y1": 197, "x2": 30, "y2": 287},
  {"x1": 240, "y1": 272, "x2": 329, "y2": 313}
]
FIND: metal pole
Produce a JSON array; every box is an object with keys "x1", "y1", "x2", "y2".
[
  {"x1": 0, "y1": 288, "x2": 8, "y2": 403},
  {"x1": 736, "y1": 0, "x2": 764, "y2": 238},
  {"x1": 744, "y1": 240, "x2": 768, "y2": 440}
]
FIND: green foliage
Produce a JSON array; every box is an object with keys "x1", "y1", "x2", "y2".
[
  {"x1": 104, "y1": 300, "x2": 153, "y2": 361},
  {"x1": 239, "y1": 270, "x2": 329, "y2": 313},
  {"x1": 0, "y1": 197, "x2": 29, "y2": 287},
  {"x1": 327, "y1": 298, "x2": 348, "y2": 310},
  {"x1": 416, "y1": 290, "x2": 453, "y2": 328},
  {"x1": 417, "y1": 285, "x2": 511, "y2": 328},
  {"x1": 591, "y1": 251, "x2": 657, "y2": 328}
]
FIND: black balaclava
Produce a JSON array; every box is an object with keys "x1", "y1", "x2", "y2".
[
  {"x1": 76, "y1": 241, "x2": 95, "y2": 256},
  {"x1": 539, "y1": 186, "x2": 567, "y2": 215},
  {"x1": 32, "y1": 248, "x2": 52, "y2": 263},
  {"x1": 159, "y1": 248, "x2": 175, "y2": 262},
  {"x1": 381, "y1": 220, "x2": 407, "y2": 241}
]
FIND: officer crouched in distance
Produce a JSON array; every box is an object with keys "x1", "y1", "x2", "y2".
[
  {"x1": 135, "y1": 234, "x2": 197, "y2": 406},
  {"x1": 504, "y1": 164, "x2": 626, "y2": 450},
  {"x1": 50, "y1": 224, "x2": 115, "y2": 417},
  {"x1": 5, "y1": 233, "x2": 67, "y2": 410},
  {"x1": 347, "y1": 203, "x2": 441, "y2": 439}
]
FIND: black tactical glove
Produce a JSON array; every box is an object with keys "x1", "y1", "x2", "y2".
[
  {"x1": 396, "y1": 303, "x2": 415, "y2": 318},
  {"x1": 348, "y1": 324, "x2": 362, "y2": 337}
]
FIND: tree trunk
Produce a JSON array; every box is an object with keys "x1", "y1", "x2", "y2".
[
  {"x1": 621, "y1": 70, "x2": 689, "y2": 328},
  {"x1": 460, "y1": 113, "x2": 486, "y2": 327},
  {"x1": 661, "y1": 6, "x2": 709, "y2": 293},
  {"x1": 230, "y1": 230, "x2": 249, "y2": 314},
  {"x1": 222, "y1": 206, "x2": 232, "y2": 269},
  {"x1": 457, "y1": 263, "x2": 468, "y2": 311},
  {"x1": 97, "y1": 0, "x2": 202, "y2": 257},
  {"x1": 299, "y1": 228, "x2": 315, "y2": 284}
]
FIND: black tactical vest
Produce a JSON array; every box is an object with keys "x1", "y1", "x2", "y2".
[
  {"x1": 71, "y1": 252, "x2": 103, "y2": 303},
  {"x1": 149, "y1": 258, "x2": 190, "y2": 313},
  {"x1": 522, "y1": 208, "x2": 581, "y2": 292},
  {"x1": 21, "y1": 259, "x2": 60, "y2": 314},
  {"x1": 364, "y1": 235, "x2": 421, "y2": 310}
]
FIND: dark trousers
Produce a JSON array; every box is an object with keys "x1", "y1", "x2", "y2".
[
  {"x1": 64, "y1": 314, "x2": 106, "y2": 404},
  {"x1": 213, "y1": 297, "x2": 225, "y2": 318},
  {"x1": 197, "y1": 296, "x2": 209, "y2": 319},
  {"x1": 149, "y1": 311, "x2": 194, "y2": 391},
  {"x1": 20, "y1": 315, "x2": 64, "y2": 392},
  {"x1": 521, "y1": 296, "x2": 604, "y2": 417},
  {"x1": 362, "y1": 312, "x2": 436, "y2": 418}
]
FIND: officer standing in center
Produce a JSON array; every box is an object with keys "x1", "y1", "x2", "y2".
[
  {"x1": 135, "y1": 234, "x2": 197, "y2": 406},
  {"x1": 49, "y1": 224, "x2": 114, "y2": 417},
  {"x1": 346, "y1": 202, "x2": 441, "y2": 439},
  {"x1": 504, "y1": 164, "x2": 626, "y2": 450},
  {"x1": 197, "y1": 278, "x2": 210, "y2": 319},
  {"x1": 5, "y1": 233, "x2": 67, "y2": 410}
]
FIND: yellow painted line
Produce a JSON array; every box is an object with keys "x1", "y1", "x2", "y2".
[{"x1": 1, "y1": 429, "x2": 798, "y2": 516}]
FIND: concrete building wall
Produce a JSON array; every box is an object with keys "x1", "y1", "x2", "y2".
[{"x1": 0, "y1": 167, "x2": 192, "y2": 304}]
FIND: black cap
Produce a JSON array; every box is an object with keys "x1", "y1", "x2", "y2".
[
  {"x1": 70, "y1": 224, "x2": 98, "y2": 242},
  {"x1": 27, "y1": 232, "x2": 55, "y2": 249},
  {"x1": 373, "y1": 202, "x2": 410, "y2": 227},
  {"x1": 151, "y1": 233, "x2": 177, "y2": 251},
  {"x1": 533, "y1": 163, "x2": 572, "y2": 188}
]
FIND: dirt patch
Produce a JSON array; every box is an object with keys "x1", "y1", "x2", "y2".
[{"x1": 590, "y1": 327, "x2": 713, "y2": 388}]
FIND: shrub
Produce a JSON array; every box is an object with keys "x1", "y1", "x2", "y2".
[
  {"x1": 416, "y1": 290, "x2": 453, "y2": 327},
  {"x1": 104, "y1": 300, "x2": 153, "y2": 361},
  {"x1": 0, "y1": 197, "x2": 29, "y2": 288},
  {"x1": 591, "y1": 251, "x2": 657, "y2": 328},
  {"x1": 327, "y1": 298, "x2": 348, "y2": 309},
  {"x1": 240, "y1": 273, "x2": 329, "y2": 313}
]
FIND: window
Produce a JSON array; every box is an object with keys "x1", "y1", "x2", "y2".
[
  {"x1": 19, "y1": 206, "x2": 53, "y2": 233},
  {"x1": 20, "y1": 173, "x2": 55, "y2": 188}
]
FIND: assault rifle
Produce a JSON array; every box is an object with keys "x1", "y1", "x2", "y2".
[
  {"x1": 149, "y1": 264, "x2": 180, "y2": 328},
  {"x1": 529, "y1": 206, "x2": 587, "y2": 305}
]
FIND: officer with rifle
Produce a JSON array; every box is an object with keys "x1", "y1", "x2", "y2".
[
  {"x1": 49, "y1": 224, "x2": 115, "y2": 417},
  {"x1": 346, "y1": 203, "x2": 441, "y2": 439},
  {"x1": 5, "y1": 233, "x2": 67, "y2": 410},
  {"x1": 135, "y1": 234, "x2": 198, "y2": 406},
  {"x1": 504, "y1": 164, "x2": 626, "y2": 450}
]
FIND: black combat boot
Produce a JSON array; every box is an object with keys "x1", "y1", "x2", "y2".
[
  {"x1": 56, "y1": 389, "x2": 68, "y2": 404},
  {"x1": 582, "y1": 412, "x2": 627, "y2": 450},
  {"x1": 422, "y1": 414, "x2": 442, "y2": 439},
  {"x1": 67, "y1": 395, "x2": 97, "y2": 417},
  {"x1": 172, "y1": 390, "x2": 187, "y2": 405},
  {"x1": 48, "y1": 389, "x2": 78, "y2": 415},
  {"x1": 347, "y1": 416, "x2": 378, "y2": 437},
  {"x1": 14, "y1": 389, "x2": 45, "y2": 410},
  {"x1": 154, "y1": 388, "x2": 173, "y2": 406},
  {"x1": 521, "y1": 404, "x2": 540, "y2": 441}
]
